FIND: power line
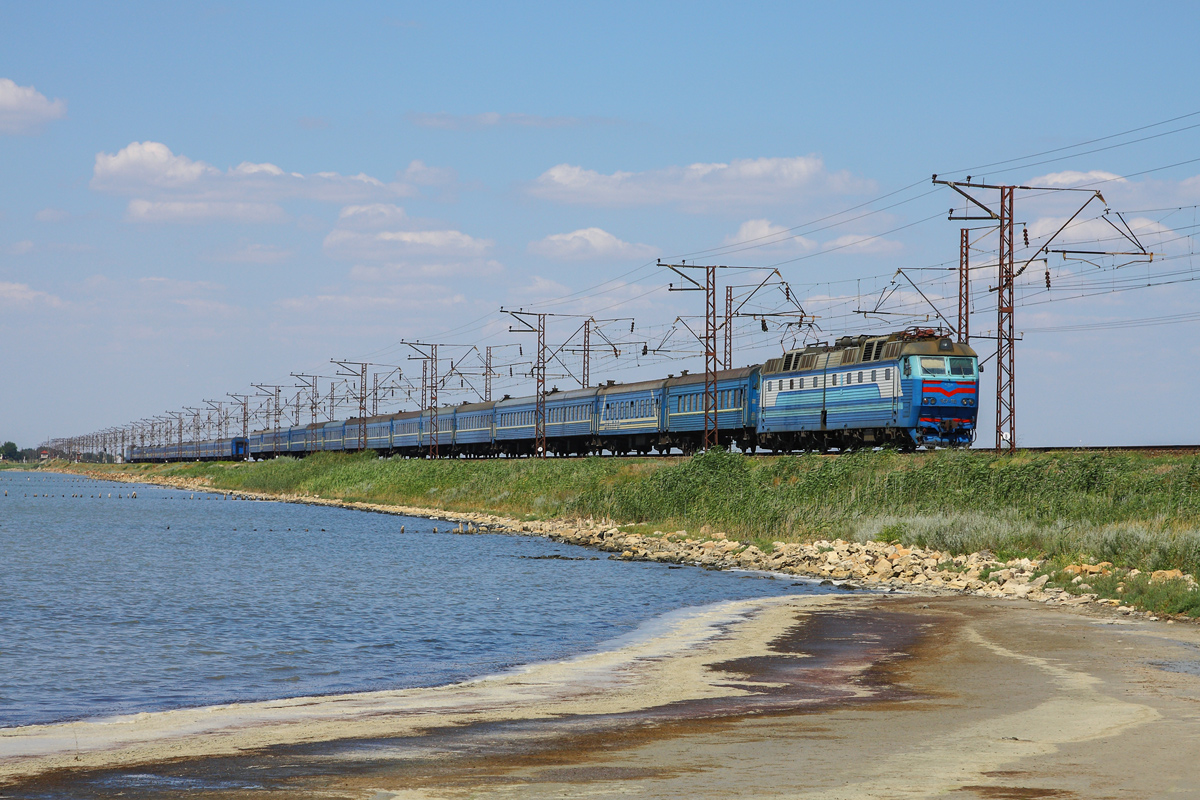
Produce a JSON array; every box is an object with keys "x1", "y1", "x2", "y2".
[{"x1": 941, "y1": 109, "x2": 1200, "y2": 178}]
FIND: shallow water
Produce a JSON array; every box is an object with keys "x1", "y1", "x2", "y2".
[{"x1": 0, "y1": 470, "x2": 834, "y2": 727}]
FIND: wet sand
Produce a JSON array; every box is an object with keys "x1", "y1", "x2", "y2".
[{"x1": 6, "y1": 594, "x2": 1200, "y2": 798}]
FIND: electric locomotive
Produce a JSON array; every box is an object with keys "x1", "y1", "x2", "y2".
[{"x1": 757, "y1": 328, "x2": 978, "y2": 451}]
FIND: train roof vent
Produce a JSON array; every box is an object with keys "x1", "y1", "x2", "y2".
[{"x1": 938, "y1": 338, "x2": 953, "y2": 351}]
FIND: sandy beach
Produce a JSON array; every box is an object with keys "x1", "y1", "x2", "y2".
[{"x1": 6, "y1": 591, "x2": 1200, "y2": 799}]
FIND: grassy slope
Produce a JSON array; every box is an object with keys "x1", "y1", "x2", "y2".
[{"x1": 69, "y1": 449, "x2": 1200, "y2": 576}]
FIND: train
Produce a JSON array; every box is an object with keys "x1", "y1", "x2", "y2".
[{"x1": 128, "y1": 328, "x2": 979, "y2": 462}]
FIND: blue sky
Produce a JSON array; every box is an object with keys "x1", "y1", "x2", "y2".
[{"x1": 3, "y1": 1, "x2": 1200, "y2": 448}]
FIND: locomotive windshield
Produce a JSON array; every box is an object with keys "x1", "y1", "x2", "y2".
[
  {"x1": 918, "y1": 357, "x2": 947, "y2": 375},
  {"x1": 913, "y1": 355, "x2": 976, "y2": 377},
  {"x1": 948, "y1": 357, "x2": 975, "y2": 376}
]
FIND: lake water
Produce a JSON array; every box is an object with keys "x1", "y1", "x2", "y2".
[{"x1": 0, "y1": 470, "x2": 835, "y2": 728}]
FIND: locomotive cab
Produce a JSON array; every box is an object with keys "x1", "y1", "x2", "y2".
[{"x1": 900, "y1": 336, "x2": 978, "y2": 446}]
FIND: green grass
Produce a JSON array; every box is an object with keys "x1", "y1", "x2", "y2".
[{"x1": 59, "y1": 448, "x2": 1200, "y2": 578}]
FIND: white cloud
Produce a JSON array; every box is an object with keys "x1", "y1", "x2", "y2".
[
  {"x1": 336, "y1": 203, "x2": 410, "y2": 228},
  {"x1": 407, "y1": 112, "x2": 596, "y2": 130},
  {"x1": 324, "y1": 228, "x2": 492, "y2": 259},
  {"x1": 528, "y1": 227, "x2": 658, "y2": 261},
  {"x1": 1028, "y1": 170, "x2": 1125, "y2": 188},
  {"x1": 349, "y1": 260, "x2": 503, "y2": 280},
  {"x1": 0, "y1": 78, "x2": 66, "y2": 134},
  {"x1": 8, "y1": 240, "x2": 34, "y2": 255},
  {"x1": 94, "y1": 141, "x2": 217, "y2": 189},
  {"x1": 529, "y1": 156, "x2": 873, "y2": 212},
  {"x1": 324, "y1": 204, "x2": 493, "y2": 261},
  {"x1": 35, "y1": 208, "x2": 69, "y2": 223},
  {"x1": 822, "y1": 233, "x2": 903, "y2": 255},
  {"x1": 0, "y1": 281, "x2": 62, "y2": 307},
  {"x1": 722, "y1": 219, "x2": 816, "y2": 252},
  {"x1": 91, "y1": 142, "x2": 415, "y2": 222},
  {"x1": 126, "y1": 199, "x2": 287, "y2": 224}
]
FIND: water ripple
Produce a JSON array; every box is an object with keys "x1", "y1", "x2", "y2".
[{"x1": 0, "y1": 470, "x2": 833, "y2": 727}]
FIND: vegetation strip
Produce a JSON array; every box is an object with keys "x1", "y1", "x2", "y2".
[{"x1": 44, "y1": 447, "x2": 1200, "y2": 618}]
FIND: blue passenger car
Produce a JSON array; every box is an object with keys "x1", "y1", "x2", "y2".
[
  {"x1": 597, "y1": 379, "x2": 666, "y2": 455},
  {"x1": 363, "y1": 415, "x2": 393, "y2": 452},
  {"x1": 392, "y1": 410, "x2": 422, "y2": 453},
  {"x1": 452, "y1": 401, "x2": 496, "y2": 456},
  {"x1": 128, "y1": 436, "x2": 246, "y2": 462},
  {"x1": 424, "y1": 408, "x2": 454, "y2": 453},
  {"x1": 543, "y1": 387, "x2": 598, "y2": 455},
  {"x1": 322, "y1": 420, "x2": 346, "y2": 452},
  {"x1": 664, "y1": 367, "x2": 758, "y2": 453},
  {"x1": 494, "y1": 394, "x2": 538, "y2": 455}
]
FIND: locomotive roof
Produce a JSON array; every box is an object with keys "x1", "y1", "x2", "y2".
[
  {"x1": 899, "y1": 339, "x2": 978, "y2": 357},
  {"x1": 764, "y1": 329, "x2": 976, "y2": 373}
]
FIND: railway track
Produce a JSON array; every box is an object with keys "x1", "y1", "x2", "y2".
[{"x1": 1014, "y1": 444, "x2": 1200, "y2": 454}]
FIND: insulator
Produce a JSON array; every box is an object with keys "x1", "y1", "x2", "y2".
[
  {"x1": 761, "y1": 319, "x2": 768, "y2": 332},
  {"x1": 509, "y1": 367, "x2": 513, "y2": 377},
  {"x1": 785, "y1": 286, "x2": 790, "y2": 300},
  {"x1": 1023, "y1": 227, "x2": 1029, "y2": 247},
  {"x1": 519, "y1": 346, "x2": 523, "y2": 356},
  {"x1": 630, "y1": 321, "x2": 635, "y2": 332},
  {"x1": 1045, "y1": 269, "x2": 1051, "y2": 290},
  {"x1": 642, "y1": 344, "x2": 648, "y2": 356}
]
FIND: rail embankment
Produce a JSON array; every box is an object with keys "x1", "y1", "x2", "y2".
[{"x1": 51, "y1": 448, "x2": 1200, "y2": 617}]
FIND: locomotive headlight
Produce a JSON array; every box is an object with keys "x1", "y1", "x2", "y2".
[
  {"x1": 922, "y1": 397, "x2": 936, "y2": 405},
  {"x1": 962, "y1": 398, "x2": 975, "y2": 406}
]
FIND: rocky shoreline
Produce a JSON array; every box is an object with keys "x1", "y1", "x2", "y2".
[{"x1": 59, "y1": 466, "x2": 1193, "y2": 623}]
